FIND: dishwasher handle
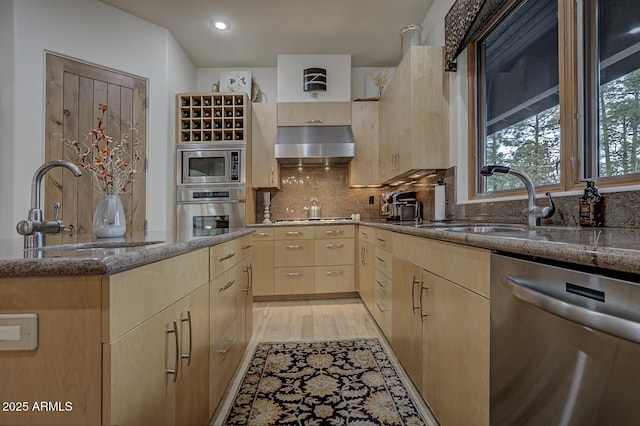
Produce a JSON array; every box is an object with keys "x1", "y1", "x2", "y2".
[{"x1": 504, "y1": 275, "x2": 640, "y2": 345}]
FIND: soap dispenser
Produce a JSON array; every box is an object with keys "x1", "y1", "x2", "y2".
[{"x1": 579, "y1": 181, "x2": 604, "y2": 227}]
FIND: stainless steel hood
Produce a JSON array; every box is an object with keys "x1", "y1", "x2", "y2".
[{"x1": 275, "y1": 126, "x2": 355, "y2": 166}]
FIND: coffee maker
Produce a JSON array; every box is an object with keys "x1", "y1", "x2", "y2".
[{"x1": 381, "y1": 190, "x2": 422, "y2": 221}]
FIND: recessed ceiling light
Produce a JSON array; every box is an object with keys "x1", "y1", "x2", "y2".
[{"x1": 211, "y1": 19, "x2": 230, "y2": 31}]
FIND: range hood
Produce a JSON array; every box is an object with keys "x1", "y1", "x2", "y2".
[{"x1": 275, "y1": 126, "x2": 355, "y2": 166}]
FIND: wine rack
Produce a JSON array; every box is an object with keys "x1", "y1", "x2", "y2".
[{"x1": 177, "y1": 93, "x2": 248, "y2": 143}]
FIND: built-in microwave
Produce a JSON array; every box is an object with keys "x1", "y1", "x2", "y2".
[{"x1": 177, "y1": 144, "x2": 245, "y2": 185}]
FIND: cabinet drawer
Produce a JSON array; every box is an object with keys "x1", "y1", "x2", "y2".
[
  {"x1": 314, "y1": 225, "x2": 355, "y2": 239},
  {"x1": 252, "y1": 228, "x2": 275, "y2": 240},
  {"x1": 274, "y1": 226, "x2": 314, "y2": 240},
  {"x1": 209, "y1": 317, "x2": 242, "y2": 413},
  {"x1": 211, "y1": 239, "x2": 241, "y2": 278},
  {"x1": 315, "y1": 265, "x2": 355, "y2": 293},
  {"x1": 315, "y1": 238, "x2": 355, "y2": 266},
  {"x1": 374, "y1": 247, "x2": 392, "y2": 278},
  {"x1": 375, "y1": 229, "x2": 392, "y2": 250},
  {"x1": 359, "y1": 226, "x2": 375, "y2": 243},
  {"x1": 210, "y1": 268, "x2": 239, "y2": 341},
  {"x1": 274, "y1": 240, "x2": 315, "y2": 267},
  {"x1": 375, "y1": 269, "x2": 392, "y2": 308},
  {"x1": 277, "y1": 102, "x2": 352, "y2": 126},
  {"x1": 239, "y1": 235, "x2": 253, "y2": 260},
  {"x1": 374, "y1": 299, "x2": 392, "y2": 338},
  {"x1": 274, "y1": 267, "x2": 315, "y2": 295}
]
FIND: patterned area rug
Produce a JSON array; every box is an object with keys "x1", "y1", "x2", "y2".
[{"x1": 223, "y1": 338, "x2": 428, "y2": 425}]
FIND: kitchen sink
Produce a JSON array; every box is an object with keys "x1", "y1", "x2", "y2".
[
  {"x1": 24, "y1": 240, "x2": 166, "y2": 253},
  {"x1": 437, "y1": 225, "x2": 530, "y2": 233}
]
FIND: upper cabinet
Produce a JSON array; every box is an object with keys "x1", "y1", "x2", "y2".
[
  {"x1": 378, "y1": 46, "x2": 450, "y2": 182},
  {"x1": 349, "y1": 101, "x2": 379, "y2": 187},
  {"x1": 251, "y1": 103, "x2": 280, "y2": 188},
  {"x1": 277, "y1": 102, "x2": 352, "y2": 126}
]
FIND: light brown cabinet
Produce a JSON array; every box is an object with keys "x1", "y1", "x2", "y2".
[
  {"x1": 378, "y1": 46, "x2": 449, "y2": 182},
  {"x1": 251, "y1": 229, "x2": 275, "y2": 296},
  {"x1": 349, "y1": 101, "x2": 379, "y2": 186},
  {"x1": 251, "y1": 103, "x2": 280, "y2": 188},
  {"x1": 358, "y1": 227, "x2": 376, "y2": 314},
  {"x1": 277, "y1": 102, "x2": 352, "y2": 126}
]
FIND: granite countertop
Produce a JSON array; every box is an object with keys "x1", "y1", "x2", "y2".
[
  {"x1": 361, "y1": 221, "x2": 640, "y2": 276},
  {"x1": 0, "y1": 228, "x2": 255, "y2": 277}
]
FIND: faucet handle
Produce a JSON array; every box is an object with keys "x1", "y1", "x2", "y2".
[
  {"x1": 53, "y1": 202, "x2": 61, "y2": 220},
  {"x1": 542, "y1": 192, "x2": 556, "y2": 219}
]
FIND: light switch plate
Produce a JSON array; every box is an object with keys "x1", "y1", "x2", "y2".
[{"x1": 0, "y1": 313, "x2": 38, "y2": 351}]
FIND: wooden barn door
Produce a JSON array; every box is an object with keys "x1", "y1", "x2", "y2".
[{"x1": 45, "y1": 53, "x2": 147, "y2": 244}]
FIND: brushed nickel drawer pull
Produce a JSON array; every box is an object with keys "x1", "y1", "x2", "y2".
[
  {"x1": 325, "y1": 271, "x2": 344, "y2": 276},
  {"x1": 285, "y1": 231, "x2": 303, "y2": 236},
  {"x1": 376, "y1": 256, "x2": 386, "y2": 262},
  {"x1": 306, "y1": 119, "x2": 323, "y2": 124},
  {"x1": 242, "y1": 244, "x2": 253, "y2": 250},
  {"x1": 255, "y1": 232, "x2": 271, "y2": 237},
  {"x1": 325, "y1": 243, "x2": 344, "y2": 249},
  {"x1": 285, "y1": 272, "x2": 303, "y2": 277},
  {"x1": 180, "y1": 310, "x2": 192, "y2": 365},
  {"x1": 376, "y1": 237, "x2": 386, "y2": 242},
  {"x1": 325, "y1": 230, "x2": 344, "y2": 235},
  {"x1": 219, "y1": 252, "x2": 236, "y2": 261},
  {"x1": 285, "y1": 244, "x2": 303, "y2": 249},
  {"x1": 166, "y1": 320, "x2": 179, "y2": 382},
  {"x1": 217, "y1": 337, "x2": 236, "y2": 356},
  {"x1": 376, "y1": 280, "x2": 385, "y2": 288},
  {"x1": 219, "y1": 279, "x2": 236, "y2": 292},
  {"x1": 420, "y1": 284, "x2": 429, "y2": 320}
]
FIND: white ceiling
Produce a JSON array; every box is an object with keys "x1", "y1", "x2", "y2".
[{"x1": 99, "y1": 0, "x2": 434, "y2": 68}]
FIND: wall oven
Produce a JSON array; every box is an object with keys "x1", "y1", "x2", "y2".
[
  {"x1": 177, "y1": 144, "x2": 245, "y2": 185},
  {"x1": 176, "y1": 185, "x2": 246, "y2": 241}
]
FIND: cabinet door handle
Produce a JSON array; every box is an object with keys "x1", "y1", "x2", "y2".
[
  {"x1": 420, "y1": 284, "x2": 429, "y2": 321},
  {"x1": 166, "y1": 320, "x2": 179, "y2": 383},
  {"x1": 248, "y1": 264, "x2": 253, "y2": 290},
  {"x1": 376, "y1": 237, "x2": 386, "y2": 242},
  {"x1": 325, "y1": 243, "x2": 344, "y2": 249},
  {"x1": 376, "y1": 256, "x2": 386, "y2": 263},
  {"x1": 285, "y1": 272, "x2": 303, "y2": 277},
  {"x1": 376, "y1": 279, "x2": 385, "y2": 288},
  {"x1": 255, "y1": 232, "x2": 271, "y2": 237},
  {"x1": 306, "y1": 119, "x2": 323, "y2": 124},
  {"x1": 180, "y1": 310, "x2": 192, "y2": 366},
  {"x1": 243, "y1": 266, "x2": 252, "y2": 292},
  {"x1": 242, "y1": 244, "x2": 253, "y2": 250},
  {"x1": 217, "y1": 336, "x2": 236, "y2": 356},
  {"x1": 219, "y1": 279, "x2": 236, "y2": 292},
  {"x1": 285, "y1": 244, "x2": 303, "y2": 249},
  {"x1": 285, "y1": 231, "x2": 303, "y2": 236},
  {"x1": 219, "y1": 252, "x2": 236, "y2": 261},
  {"x1": 411, "y1": 276, "x2": 424, "y2": 314},
  {"x1": 325, "y1": 230, "x2": 344, "y2": 235},
  {"x1": 325, "y1": 271, "x2": 344, "y2": 276}
]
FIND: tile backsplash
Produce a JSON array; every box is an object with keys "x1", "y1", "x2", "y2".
[{"x1": 254, "y1": 165, "x2": 640, "y2": 227}]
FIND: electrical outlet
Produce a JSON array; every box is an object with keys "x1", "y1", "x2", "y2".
[{"x1": 369, "y1": 195, "x2": 375, "y2": 204}]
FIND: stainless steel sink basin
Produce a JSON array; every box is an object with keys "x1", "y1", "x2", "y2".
[
  {"x1": 438, "y1": 225, "x2": 529, "y2": 233},
  {"x1": 24, "y1": 240, "x2": 166, "y2": 253}
]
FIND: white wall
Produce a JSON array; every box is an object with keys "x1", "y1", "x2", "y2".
[
  {"x1": 0, "y1": 0, "x2": 15, "y2": 239},
  {"x1": 1, "y1": 0, "x2": 196, "y2": 239}
]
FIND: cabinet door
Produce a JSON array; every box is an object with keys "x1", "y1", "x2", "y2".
[
  {"x1": 422, "y1": 272, "x2": 490, "y2": 426},
  {"x1": 239, "y1": 257, "x2": 254, "y2": 347},
  {"x1": 252, "y1": 240, "x2": 274, "y2": 296},
  {"x1": 350, "y1": 101, "x2": 379, "y2": 186},
  {"x1": 315, "y1": 265, "x2": 355, "y2": 293},
  {"x1": 104, "y1": 303, "x2": 180, "y2": 425},
  {"x1": 277, "y1": 102, "x2": 352, "y2": 126},
  {"x1": 391, "y1": 257, "x2": 423, "y2": 390},
  {"x1": 358, "y1": 241, "x2": 375, "y2": 314},
  {"x1": 315, "y1": 238, "x2": 355, "y2": 266},
  {"x1": 251, "y1": 103, "x2": 280, "y2": 188},
  {"x1": 176, "y1": 284, "x2": 210, "y2": 426}
]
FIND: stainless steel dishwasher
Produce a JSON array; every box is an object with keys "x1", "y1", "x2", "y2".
[{"x1": 491, "y1": 253, "x2": 640, "y2": 426}]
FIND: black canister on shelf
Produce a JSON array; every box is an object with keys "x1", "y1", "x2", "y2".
[{"x1": 579, "y1": 181, "x2": 604, "y2": 227}]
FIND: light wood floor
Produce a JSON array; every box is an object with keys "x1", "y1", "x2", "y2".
[{"x1": 210, "y1": 298, "x2": 438, "y2": 425}]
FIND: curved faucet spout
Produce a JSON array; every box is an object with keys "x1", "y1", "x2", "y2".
[{"x1": 31, "y1": 160, "x2": 82, "y2": 211}]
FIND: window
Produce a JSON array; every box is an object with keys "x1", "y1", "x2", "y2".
[{"x1": 473, "y1": 0, "x2": 640, "y2": 196}]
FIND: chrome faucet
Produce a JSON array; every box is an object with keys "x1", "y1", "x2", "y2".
[
  {"x1": 16, "y1": 160, "x2": 83, "y2": 248},
  {"x1": 481, "y1": 165, "x2": 555, "y2": 229}
]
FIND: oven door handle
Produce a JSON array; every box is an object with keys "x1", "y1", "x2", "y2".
[
  {"x1": 177, "y1": 199, "x2": 244, "y2": 204},
  {"x1": 504, "y1": 275, "x2": 640, "y2": 345}
]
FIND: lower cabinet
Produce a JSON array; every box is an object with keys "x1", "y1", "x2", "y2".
[{"x1": 358, "y1": 228, "x2": 375, "y2": 313}]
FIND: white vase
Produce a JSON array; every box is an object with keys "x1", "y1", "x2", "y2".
[{"x1": 92, "y1": 194, "x2": 126, "y2": 238}]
